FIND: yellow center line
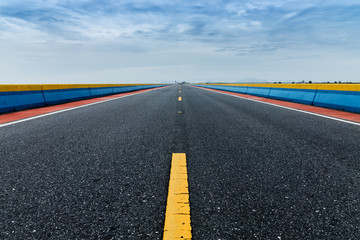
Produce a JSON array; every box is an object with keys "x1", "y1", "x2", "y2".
[
  {"x1": 178, "y1": 96, "x2": 182, "y2": 101},
  {"x1": 163, "y1": 153, "x2": 192, "y2": 240}
]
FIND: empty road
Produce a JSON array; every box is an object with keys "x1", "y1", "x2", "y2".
[{"x1": 1, "y1": 85, "x2": 360, "y2": 239}]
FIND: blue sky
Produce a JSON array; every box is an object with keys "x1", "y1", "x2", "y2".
[{"x1": 1, "y1": 0, "x2": 360, "y2": 83}]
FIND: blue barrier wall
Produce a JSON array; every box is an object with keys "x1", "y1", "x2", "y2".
[
  {"x1": 90, "y1": 87, "x2": 114, "y2": 97},
  {"x1": 113, "y1": 86, "x2": 127, "y2": 93},
  {"x1": 196, "y1": 84, "x2": 360, "y2": 113},
  {"x1": 43, "y1": 88, "x2": 92, "y2": 105},
  {"x1": 246, "y1": 87, "x2": 271, "y2": 97},
  {"x1": 268, "y1": 88, "x2": 317, "y2": 105},
  {"x1": 314, "y1": 90, "x2": 360, "y2": 113},
  {"x1": 0, "y1": 90, "x2": 45, "y2": 113},
  {"x1": 232, "y1": 86, "x2": 248, "y2": 94},
  {"x1": 0, "y1": 84, "x2": 166, "y2": 114}
]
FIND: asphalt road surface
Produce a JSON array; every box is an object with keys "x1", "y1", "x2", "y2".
[{"x1": 1, "y1": 85, "x2": 359, "y2": 239}]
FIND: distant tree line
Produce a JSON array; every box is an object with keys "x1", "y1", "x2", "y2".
[{"x1": 273, "y1": 80, "x2": 355, "y2": 84}]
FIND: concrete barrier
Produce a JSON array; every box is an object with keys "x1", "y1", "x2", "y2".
[
  {"x1": 113, "y1": 86, "x2": 127, "y2": 94},
  {"x1": 246, "y1": 87, "x2": 271, "y2": 97},
  {"x1": 113, "y1": 85, "x2": 149, "y2": 93},
  {"x1": 0, "y1": 85, "x2": 45, "y2": 113},
  {"x1": 196, "y1": 83, "x2": 360, "y2": 113},
  {"x1": 313, "y1": 85, "x2": 360, "y2": 113},
  {"x1": 268, "y1": 88, "x2": 317, "y2": 105},
  {"x1": 90, "y1": 87, "x2": 114, "y2": 97},
  {"x1": 89, "y1": 85, "x2": 115, "y2": 97},
  {"x1": 232, "y1": 86, "x2": 248, "y2": 94},
  {"x1": 42, "y1": 84, "x2": 91, "y2": 105},
  {"x1": 127, "y1": 86, "x2": 138, "y2": 92},
  {"x1": 203, "y1": 85, "x2": 234, "y2": 92},
  {"x1": 0, "y1": 84, "x2": 166, "y2": 114},
  {"x1": 216, "y1": 85, "x2": 232, "y2": 92}
]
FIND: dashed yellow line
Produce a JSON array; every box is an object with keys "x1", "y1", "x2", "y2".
[
  {"x1": 163, "y1": 153, "x2": 192, "y2": 240},
  {"x1": 178, "y1": 96, "x2": 182, "y2": 101}
]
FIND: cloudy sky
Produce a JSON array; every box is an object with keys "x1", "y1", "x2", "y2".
[{"x1": 1, "y1": 0, "x2": 360, "y2": 84}]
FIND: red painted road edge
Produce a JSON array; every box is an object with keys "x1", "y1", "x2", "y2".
[
  {"x1": 0, "y1": 86, "x2": 168, "y2": 125},
  {"x1": 193, "y1": 86, "x2": 360, "y2": 123}
]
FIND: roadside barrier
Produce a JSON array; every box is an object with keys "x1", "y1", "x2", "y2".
[
  {"x1": 246, "y1": 87, "x2": 271, "y2": 97},
  {"x1": 268, "y1": 88, "x2": 316, "y2": 105},
  {"x1": 0, "y1": 84, "x2": 165, "y2": 114},
  {"x1": 42, "y1": 84, "x2": 91, "y2": 105},
  {"x1": 195, "y1": 83, "x2": 360, "y2": 113},
  {"x1": 0, "y1": 85, "x2": 45, "y2": 113},
  {"x1": 313, "y1": 85, "x2": 360, "y2": 113},
  {"x1": 89, "y1": 85, "x2": 115, "y2": 97}
]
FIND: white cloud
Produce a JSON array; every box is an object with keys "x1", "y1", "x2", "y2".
[
  {"x1": 282, "y1": 12, "x2": 299, "y2": 20},
  {"x1": 0, "y1": 0, "x2": 360, "y2": 83},
  {"x1": 0, "y1": 17, "x2": 47, "y2": 41}
]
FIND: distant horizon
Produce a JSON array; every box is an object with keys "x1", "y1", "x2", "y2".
[
  {"x1": 197, "y1": 80, "x2": 359, "y2": 84},
  {"x1": 1, "y1": 1, "x2": 360, "y2": 84},
  {"x1": 2, "y1": 80, "x2": 360, "y2": 85}
]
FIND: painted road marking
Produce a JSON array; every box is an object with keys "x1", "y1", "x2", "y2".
[
  {"x1": 163, "y1": 153, "x2": 192, "y2": 240},
  {"x1": 178, "y1": 96, "x2": 182, "y2": 101},
  {"x1": 195, "y1": 86, "x2": 360, "y2": 126},
  {"x1": 0, "y1": 87, "x2": 168, "y2": 128}
]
